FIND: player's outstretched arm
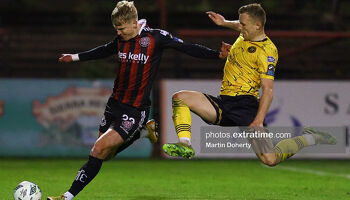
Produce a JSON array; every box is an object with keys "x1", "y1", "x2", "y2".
[
  {"x1": 206, "y1": 11, "x2": 241, "y2": 32},
  {"x1": 160, "y1": 29, "x2": 223, "y2": 59},
  {"x1": 58, "y1": 38, "x2": 118, "y2": 63}
]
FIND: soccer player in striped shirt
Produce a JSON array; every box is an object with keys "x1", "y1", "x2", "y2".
[{"x1": 47, "y1": 1, "x2": 228, "y2": 200}]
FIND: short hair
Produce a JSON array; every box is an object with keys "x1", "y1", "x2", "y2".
[
  {"x1": 111, "y1": 1, "x2": 138, "y2": 27},
  {"x1": 238, "y1": 3, "x2": 266, "y2": 27}
]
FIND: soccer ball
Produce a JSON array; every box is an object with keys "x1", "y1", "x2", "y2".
[{"x1": 14, "y1": 181, "x2": 42, "y2": 200}]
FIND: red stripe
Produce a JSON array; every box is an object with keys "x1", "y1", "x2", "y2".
[
  {"x1": 133, "y1": 33, "x2": 155, "y2": 107},
  {"x1": 114, "y1": 41, "x2": 130, "y2": 100},
  {"x1": 122, "y1": 37, "x2": 141, "y2": 104}
]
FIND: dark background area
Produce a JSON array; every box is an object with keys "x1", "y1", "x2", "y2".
[{"x1": 1, "y1": 0, "x2": 350, "y2": 80}]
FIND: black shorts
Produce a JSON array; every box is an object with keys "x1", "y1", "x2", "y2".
[
  {"x1": 99, "y1": 97, "x2": 149, "y2": 154},
  {"x1": 203, "y1": 94, "x2": 259, "y2": 126}
]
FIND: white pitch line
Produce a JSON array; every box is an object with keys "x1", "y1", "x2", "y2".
[{"x1": 263, "y1": 164, "x2": 350, "y2": 180}]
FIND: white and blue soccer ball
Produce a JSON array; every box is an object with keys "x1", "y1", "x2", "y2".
[{"x1": 14, "y1": 181, "x2": 42, "y2": 200}]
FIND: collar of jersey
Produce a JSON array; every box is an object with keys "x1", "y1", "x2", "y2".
[
  {"x1": 138, "y1": 19, "x2": 147, "y2": 35},
  {"x1": 254, "y1": 38, "x2": 268, "y2": 42}
]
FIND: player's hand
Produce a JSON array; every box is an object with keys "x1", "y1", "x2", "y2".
[
  {"x1": 58, "y1": 54, "x2": 73, "y2": 63},
  {"x1": 221, "y1": 41, "x2": 231, "y2": 52},
  {"x1": 206, "y1": 11, "x2": 226, "y2": 26},
  {"x1": 219, "y1": 41, "x2": 231, "y2": 59}
]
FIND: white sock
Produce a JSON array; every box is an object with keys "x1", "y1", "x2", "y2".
[
  {"x1": 302, "y1": 134, "x2": 315, "y2": 146},
  {"x1": 64, "y1": 192, "x2": 74, "y2": 200},
  {"x1": 139, "y1": 126, "x2": 148, "y2": 138},
  {"x1": 179, "y1": 137, "x2": 191, "y2": 146}
]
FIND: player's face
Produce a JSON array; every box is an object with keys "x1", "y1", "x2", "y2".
[
  {"x1": 239, "y1": 13, "x2": 259, "y2": 41},
  {"x1": 115, "y1": 20, "x2": 138, "y2": 41}
]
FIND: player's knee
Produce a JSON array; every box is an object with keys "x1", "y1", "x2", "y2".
[
  {"x1": 173, "y1": 91, "x2": 193, "y2": 108},
  {"x1": 263, "y1": 159, "x2": 277, "y2": 167},
  {"x1": 172, "y1": 91, "x2": 188, "y2": 101},
  {"x1": 91, "y1": 142, "x2": 110, "y2": 159},
  {"x1": 261, "y1": 154, "x2": 277, "y2": 167}
]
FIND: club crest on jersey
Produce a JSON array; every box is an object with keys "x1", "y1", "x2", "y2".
[
  {"x1": 248, "y1": 46, "x2": 256, "y2": 53},
  {"x1": 139, "y1": 37, "x2": 150, "y2": 47}
]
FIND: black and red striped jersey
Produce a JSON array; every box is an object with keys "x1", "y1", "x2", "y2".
[{"x1": 78, "y1": 19, "x2": 220, "y2": 108}]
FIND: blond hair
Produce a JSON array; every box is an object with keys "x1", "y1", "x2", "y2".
[
  {"x1": 111, "y1": 1, "x2": 138, "y2": 27},
  {"x1": 238, "y1": 3, "x2": 266, "y2": 27}
]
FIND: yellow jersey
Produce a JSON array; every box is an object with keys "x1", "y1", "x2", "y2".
[{"x1": 220, "y1": 34, "x2": 278, "y2": 99}]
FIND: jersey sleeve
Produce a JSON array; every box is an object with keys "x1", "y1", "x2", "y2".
[
  {"x1": 157, "y1": 29, "x2": 220, "y2": 59},
  {"x1": 78, "y1": 37, "x2": 118, "y2": 61},
  {"x1": 258, "y1": 48, "x2": 278, "y2": 80}
]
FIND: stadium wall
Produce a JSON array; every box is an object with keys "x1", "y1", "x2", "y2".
[{"x1": 0, "y1": 79, "x2": 153, "y2": 158}]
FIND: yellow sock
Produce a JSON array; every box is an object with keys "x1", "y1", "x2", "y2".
[
  {"x1": 172, "y1": 98, "x2": 191, "y2": 140},
  {"x1": 273, "y1": 136, "x2": 308, "y2": 164}
]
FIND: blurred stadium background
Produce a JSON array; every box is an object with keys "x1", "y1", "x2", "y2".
[{"x1": 1, "y1": 0, "x2": 350, "y2": 199}]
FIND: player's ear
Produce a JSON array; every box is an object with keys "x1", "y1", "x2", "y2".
[
  {"x1": 132, "y1": 19, "x2": 138, "y2": 28},
  {"x1": 255, "y1": 21, "x2": 262, "y2": 30}
]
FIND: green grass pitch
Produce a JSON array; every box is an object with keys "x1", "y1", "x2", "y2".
[{"x1": 2, "y1": 159, "x2": 350, "y2": 200}]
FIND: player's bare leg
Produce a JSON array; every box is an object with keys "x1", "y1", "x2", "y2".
[
  {"x1": 47, "y1": 129, "x2": 124, "y2": 200},
  {"x1": 101, "y1": 119, "x2": 157, "y2": 145},
  {"x1": 99, "y1": 119, "x2": 158, "y2": 161},
  {"x1": 163, "y1": 90, "x2": 217, "y2": 158}
]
